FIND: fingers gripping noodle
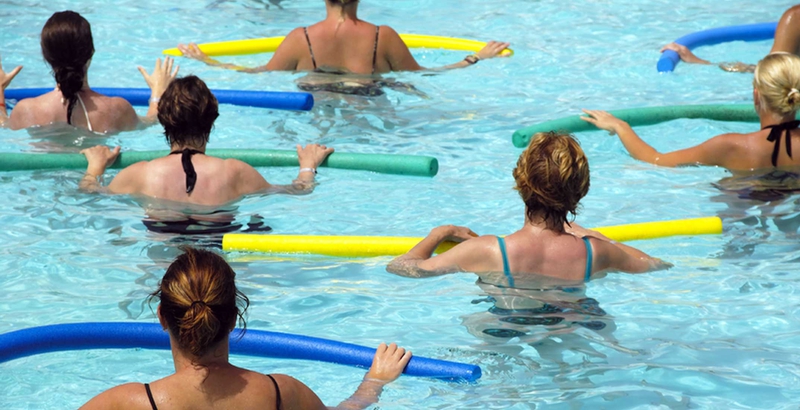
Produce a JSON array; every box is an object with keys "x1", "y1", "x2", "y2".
[
  {"x1": 4, "y1": 87, "x2": 314, "y2": 111},
  {"x1": 222, "y1": 217, "x2": 723, "y2": 257},
  {"x1": 657, "y1": 22, "x2": 777, "y2": 73},
  {"x1": 0, "y1": 323, "x2": 481, "y2": 381},
  {"x1": 511, "y1": 104, "x2": 800, "y2": 148},
  {"x1": 0, "y1": 150, "x2": 439, "y2": 177},
  {"x1": 163, "y1": 34, "x2": 513, "y2": 57}
]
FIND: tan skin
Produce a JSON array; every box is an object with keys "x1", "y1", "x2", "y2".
[
  {"x1": 581, "y1": 88, "x2": 800, "y2": 171},
  {"x1": 176, "y1": 1, "x2": 510, "y2": 74},
  {"x1": 387, "y1": 211, "x2": 671, "y2": 286},
  {"x1": 79, "y1": 143, "x2": 334, "y2": 206},
  {"x1": 0, "y1": 55, "x2": 178, "y2": 133},
  {"x1": 661, "y1": 5, "x2": 800, "y2": 73},
  {"x1": 79, "y1": 307, "x2": 413, "y2": 410}
]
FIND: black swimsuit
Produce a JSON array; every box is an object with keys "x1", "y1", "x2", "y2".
[
  {"x1": 143, "y1": 377, "x2": 282, "y2": 410},
  {"x1": 763, "y1": 120, "x2": 800, "y2": 167},
  {"x1": 170, "y1": 148, "x2": 204, "y2": 194}
]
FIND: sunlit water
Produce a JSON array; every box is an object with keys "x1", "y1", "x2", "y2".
[{"x1": 2, "y1": 0, "x2": 800, "y2": 409}]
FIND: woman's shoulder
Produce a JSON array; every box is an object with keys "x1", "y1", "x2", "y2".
[
  {"x1": 79, "y1": 382, "x2": 152, "y2": 410},
  {"x1": 247, "y1": 372, "x2": 327, "y2": 409}
]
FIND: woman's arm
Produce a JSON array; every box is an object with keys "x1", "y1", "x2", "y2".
[
  {"x1": 333, "y1": 343, "x2": 412, "y2": 410},
  {"x1": 382, "y1": 26, "x2": 510, "y2": 72},
  {"x1": 79, "y1": 145, "x2": 144, "y2": 194},
  {"x1": 256, "y1": 144, "x2": 335, "y2": 196},
  {"x1": 137, "y1": 57, "x2": 179, "y2": 126},
  {"x1": 0, "y1": 55, "x2": 23, "y2": 127},
  {"x1": 661, "y1": 43, "x2": 756, "y2": 73},
  {"x1": 386, "y1": 225, "x2": 480, "y2": 278},
  {"x1": 580, "y1": 109, "x2": 735, "y2": 167},
  {"x1": 177, "y1": 29, "x2": 305, "y2": 73}
]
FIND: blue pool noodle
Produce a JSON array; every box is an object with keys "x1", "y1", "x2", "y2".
[
  {"x1": 0, "y1": 323, "x2": 481, "y2": 381},
  {"x1": 657, "y1": 22, "x2": 777, "y2": 72},
  {"x1": 4, "y1": 88, "x2": 314, "y2": 111}
]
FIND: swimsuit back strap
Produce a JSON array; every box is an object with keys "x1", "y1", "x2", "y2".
[
  {"x1": 169, "y1": 149, "x2": 203, "y2": 194},
  {"x1": 266, "y1": 374, "x2": 283, "y2": 410},
  {"x1": 144, "y1": 383, "x2": 158, "y2": 410},
  {"x1": 763, "y1": 120, "x2": 800, "y2": 167},
  {"x1": 303, "y1": 27, "x2": 317, "y2": 70},
  {"x1": 371, "y1": 26, "x2": 381, "y2": 74},
  {"x1": 76, "y1": 94, "x2": 93, "y2": 132},
  {"x1": 582, "y1": 237, "x2": 593, "y2": 282},
  {"x1": 496, "y1": 236, "x2": 515, "y2": 288}
]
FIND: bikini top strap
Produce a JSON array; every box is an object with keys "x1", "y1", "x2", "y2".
[
  {"x1": 169, "y1": 149, "x2": 203, "y2": 194},
  {"x1": 144, "y1": 383, "x2": 158, "y2": 410},
  {"x1": 371, "y1": 26, "x2": 380, "y2": 74},
  {"x1": 303, "y1": 27, "x2": 317, "y2": 70},
  {"x1": 582, "y1": 237, "x2": 593, "y2": 282},
  {"x1": 75, "y1": 94, "x2": 93, "y2": 132},
  {"x1": 763, "y1": 120, "x2": 800, "y2": 167},
  {"x1": 266, "y1": 374, "x2": 283, "y2": 410},
  {"x1": 496, "y1": 236, "x2": 515, "y2": 288}
]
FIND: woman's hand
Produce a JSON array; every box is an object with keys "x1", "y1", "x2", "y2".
[
  {"x1": 432, "y1": 225, "x2": 478, "y2": 243},
  {"x1": 138, "y1": 57, "x2": 179, "y2": 98},
  {"x1": 81, "y1": 145, "x2": 121, "y2": 177},
  {"x1": 177, "y1": 43, "x2": 214, "y2": 64},
  {"x1": 297, "y1": 144, "x2": 335, "y2": 169},
  {"x1": 580, "y1": 109, "x2": 630, "y2": 135},
  {"x1": 660, "y1": 43, "x2": 710, "y2": 65},
  {"x1": 365, "y1": 343, "x2": 412, "y2": 383},
  {"x1": 476, "y1": 41, "x2": 512, "y2": 60},
  {"x1": 0, "y1": 54, "x2": 22, "y2": 90}
]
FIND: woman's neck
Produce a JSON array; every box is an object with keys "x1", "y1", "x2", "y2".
[
  {"x1": 170, "y1": 336, "x2": 231, "y2": 373},
  {"x1": 325, "y1": 3, "x2": 358, "y2": 22},
  {"x1": 521, "y1": 211, "x2": 565, "y2": 234},
  {"x1": 758, "y1": 107, "x2": 797, "y2": 128},
  {"x1": 170, "y1": 143, "x2": 206, "y2": 153}
]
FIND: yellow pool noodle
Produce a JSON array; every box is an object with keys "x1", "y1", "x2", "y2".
[
  {"x1": 222, "y1": 217, "x2": 722, "y2": 258},
  {"x1": 163, "y1": 34, "x2": 513, "y2": 57}
]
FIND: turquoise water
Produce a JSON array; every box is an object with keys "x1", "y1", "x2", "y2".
[{"x1": 2, "y1": 0, "x2": 800, "y2": 408}]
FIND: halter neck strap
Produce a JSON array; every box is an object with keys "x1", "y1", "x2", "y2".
[
  {"x1": 763, "y1": 120, "x2": 800, "y2": 167},
  {"x1": 169, "y1": 148, "x2": 204, "y2": 193}
]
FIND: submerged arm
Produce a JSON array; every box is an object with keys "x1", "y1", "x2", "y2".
[
  {"x1": 0, "y1": 54, "x2": 23, "y2": 127},
  {"x1": 386, "y1": 225, "x2": 478, "y2": 278},
  {"x1": 566, "y1": 223, "x2": 672, "y2": 274}
]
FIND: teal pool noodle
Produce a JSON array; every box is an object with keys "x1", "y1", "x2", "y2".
[
  {"x1": 0, "y1": 149, "x2": 439, "y2": 177},
  {"x1": 512, "y1": 104, "x2": 766, "y2": 148}
]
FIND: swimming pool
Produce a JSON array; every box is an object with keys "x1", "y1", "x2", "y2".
[{"x1": 2, "y1": 0, "x2": 799, "y2": 408}]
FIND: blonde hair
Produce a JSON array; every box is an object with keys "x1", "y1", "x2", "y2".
[
  {"x1": 512, "y1": 132, "x2": 590, "y2": 230},
  {"x1": 152, "y1": 248, "x2": 249, "y2": 358},
  {"x1": 753, "y1": 53, "x2": 800, "y2": 115}
]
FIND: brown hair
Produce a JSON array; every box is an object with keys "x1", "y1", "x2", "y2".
[
  {"x1": 152, "y1": 247, "x2": 249, "y2": 358},
  {"x1": 327, "y1": 0, "x2": 358, "y2": 5},
  {"x1": 754, "y1": 53, "x2": 800, "y2": 115},
  {"x1": 41, "y1": 11, "x2": 95, "y2": 125},
  {"x1": 157, "y1": 76, "x2": 219, "y2": 148},
  {"x1": 512, "y1": 131, "x2": 590, "y2": 231}
]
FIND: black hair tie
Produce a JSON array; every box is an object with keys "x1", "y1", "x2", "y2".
[
  {"x1": 169, "y1": 148, "x2": 204, "y2": 193},
  {"x1": 764, "y1": 120, "x2": 800, "y2": 167}
]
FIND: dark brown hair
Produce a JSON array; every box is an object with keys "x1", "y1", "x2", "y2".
[
  {"x1": 157, "y1": 76, "x2": 219, "y2": 148},
  {"x1": 512, "y1": 131, "x2": 590, "y2": 231},
  {"x1": 41, "y1": 11, "x2": 95, "y2": 125},
  {"x1": 152, "y1": 247, "x2": 249, "y2": 358}
]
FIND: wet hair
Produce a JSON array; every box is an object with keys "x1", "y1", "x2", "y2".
[
  {"x1": 753, "y1": 53, "x2": 800, "y2": 115},
  {"x1": 41, "y1": 11, "x2": 95, "y2": 125},
  {"x1": 158, "y1": 76, "x2": 219, "y2": 148},
  {"x1": 151, "y1": 247, "x2": 249, "y2": 358},
  {"x1": 512, "y1": 131, "x2": 590, "y2": 231}
]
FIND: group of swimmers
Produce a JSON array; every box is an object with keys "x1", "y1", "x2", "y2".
[{"x1": 2, "y1": 0, "x2": 800, "y2": 408}]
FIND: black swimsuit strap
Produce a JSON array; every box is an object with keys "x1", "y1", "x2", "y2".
[
  {"x1": 266, "y1": 374, "x2": 283, "y2": 410},
  {"x1": 763, "y1": 120, "x2": 800, "y2": 167},
  {"x1": 169, "y1": 148, "x2": 203, "y2": 194},
  {"x1": 144, "y1": 383, "x2": 158, "y2": 410},
  {"x1": 303, "y1": 27, "x2": 317, "y2": 70},
  {"x1": 372, "y1": 26, "x2": 380, "y2": 74}
]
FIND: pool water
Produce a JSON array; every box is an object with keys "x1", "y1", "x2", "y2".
[{"x1": 2, "y1": 0, "x2": 800, "y2": 408}]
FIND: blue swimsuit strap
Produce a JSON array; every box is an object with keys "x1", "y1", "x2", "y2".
[
  {"x1": 496, "y1": 236, "x2": 515, "y2": 288},
  {"x1": 582, "y1": 237, "x2": 593, "y2": 282}
]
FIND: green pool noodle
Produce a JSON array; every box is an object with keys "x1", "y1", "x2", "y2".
[
  {"x1": 0, "y1": 149, "x2": 439, "y2": 177},
  {"x1": 511, "y1": 104, "x2": 777, "y2": 148}
]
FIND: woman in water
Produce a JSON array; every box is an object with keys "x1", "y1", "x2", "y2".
[
  {"x1": 176, "y1": 0, "x2": 509, "y2": 82},
  {"x1": 387, "y1": 131, "x2": 671, "y2": 287},
  {"x1": 80, "y1": 247, "x2": 412, "y2": 409},
  {"x1": 0, "y1": 11, "x2": 175, "y2": 133},
  {"x1": 582, "y1": 53, "x2": 800, "y2": 172},
  {"x1": 80, "y1": 75, "x2": 332, "y2": 233}
]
